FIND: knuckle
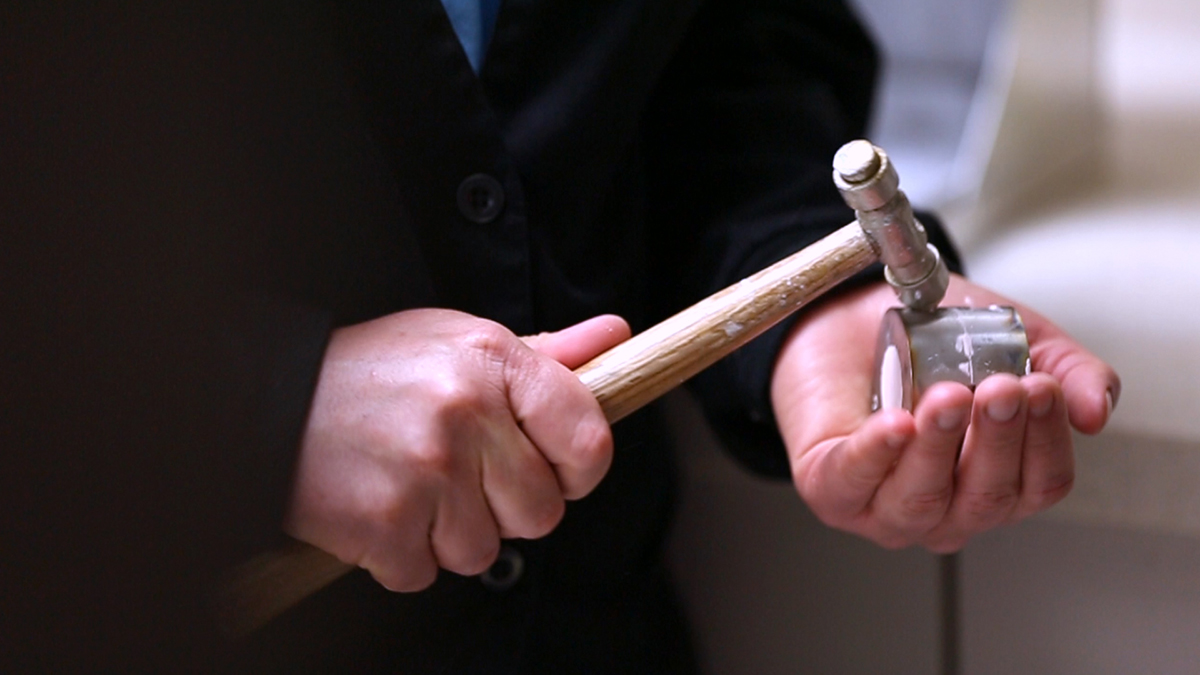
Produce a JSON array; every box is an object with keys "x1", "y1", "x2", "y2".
[
  {"x1": 448, "y1": 540, "x2": 501, "y2": 577},
  {"x1": 365, "y1": 495, "x2": 402, "y2": 530},
  {"x1": 529, "y1": 498, "x2": 566, "y2": 538},
  {"x1": 1025, "y1": 471, "x2": 1076, "y2": 512},
  {"x1": 510, "y1": 497, "x2": 566, "y2": 540},
  {"x1": 429, "y1": 378, "x2": 490, "y2": 421},
  {"x1": 406, "y1": 438, "x2": 457, "y2": 478},
  {"x1": 896, "y1": 486, "x2": 954, "y2": 523},
  {"x1": 365, "y1": 547, "x2": 438, "y2": 593},
  {"x1": 375, "y1": 563, "x2": 438, "y2": 593},
  {"x1": 805, "y1": 501, "x2": 853, "y2": 532},
  {"x1": 461, "y1": 321, "x2": 517, "y2": 363},
  {"x1": 960, "y1": 486, "x2": 1020, "y2": 518},
  {"x1": 793, "y1": 461, "x2": 828, "y2": 501},
  {"x1": 568, "y1": 415, "x2": 613, "y2": 471},
  {"x1": 358, "y1": 415, "x2": 403, "y2": 456},
  {"x1": 361, "y1": 483, "x2": 421, "y2": 541},
  {"x1": 842, "y1": 465, "x2": 883, "y2": 495}
]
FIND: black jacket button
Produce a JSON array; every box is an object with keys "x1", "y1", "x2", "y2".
[
  {"x1": 480, "y1": 545, "x2": 524, "y2": 591},
  {"x1": 457, "y1": 173, "x2": 505, "y2": 224}
]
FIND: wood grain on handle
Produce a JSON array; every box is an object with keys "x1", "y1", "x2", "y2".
[
  {"x1": 578, "y1": 222, "x2": 876, "y2": 422},
  {"x1": 217, "y1": 222, "x2": 876, "y2": 638},
  {"x1": 216, "y1": 540, "x2": 356, "y2": 639}
]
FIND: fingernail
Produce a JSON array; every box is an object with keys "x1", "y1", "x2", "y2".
[
  {"x1": 1106, "y1": 389, "x2": 1116, "y2": 417},
  {"x1": 937, "y1": 406, "x2": 968, "y2": 431},
  {"x1": 1030, "y1": 392, "x2": 1054, "y2": 419},
  {"x1": 987, "y1": 397, "x2": 1021, "y2": 423}
]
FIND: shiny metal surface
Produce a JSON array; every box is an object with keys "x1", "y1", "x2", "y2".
[
  {"x1": 872, "y1": 306, "x2": 1030, "y2": 411},
  {"x1": 833, "y1": 140, "x2": 950, "y2": 311}
]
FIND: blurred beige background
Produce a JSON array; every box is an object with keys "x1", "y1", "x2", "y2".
[{"x1": 666, "y1": 0, "x2": 1200, "y2": 672}]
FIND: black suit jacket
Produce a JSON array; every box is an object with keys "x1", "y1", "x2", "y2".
[{"x1": 1, "y1": 0, "x2": 959, "y2": 671}]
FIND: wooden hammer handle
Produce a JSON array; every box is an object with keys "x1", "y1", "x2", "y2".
[
  {"x1": 217, "y1": 222, "x2": 876, "y2": 637},
  {"x1": 578, "y1": 223, "x2": 875, "y2": 422}
]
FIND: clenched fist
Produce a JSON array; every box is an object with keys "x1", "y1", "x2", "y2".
[{"x1": 285, "y1": 310, "x2": 630, "y2": 591}]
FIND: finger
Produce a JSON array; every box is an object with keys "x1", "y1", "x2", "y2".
[
  {"x1": 522, "y1": 315, "x2": 631, "y2": 369},
  {"x1": 770, "y1": 286, "x2": 885, "y2": 455},
  {"x1": 504, "y1": 348, "x2": 614, "y2": 500},
  {"x1": 475, "y1": 417, "x2": 567, "y2": 540},
  {"x1": 430, "y1": 505, "x2": 502, "y2": 576},
  {"x1": 1012, "y1": 374, "x2": 1074, "y2": 521},
  {"x1": 427, "y1": 449, "x2": 504, "y2": 575},
  {"x1": 1056, "y1": 348, "x2": 1121, "y2": 435},
  {"x1": 795, "y1": 409, "x2": 915, "y2": 526},
  {"x1": 944, "y1": 276, "x2": 1121, "y2": 435},
  {"x1": 285, "y1": 442, "x2": 442, "y2": 592},
  {"x1": 363, "y1": 536, "x2": 441, "y2": 593},
  {"x1": 871, "y1": 382, "x2": 972, "y2": 543},
  {"x1": 929, "y1": 374, "x2": 1027, "y2": 549},
  {"x1": 1024, "y1": 318, "x2": 1121, "y2": 435},
  {"x1": 357, "y1": 487, "x2": 441, "y2": 593}
]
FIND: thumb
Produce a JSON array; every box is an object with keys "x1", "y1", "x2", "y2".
[{"x1": 522, "y1": 315, "x2": 631, "y2": 370}]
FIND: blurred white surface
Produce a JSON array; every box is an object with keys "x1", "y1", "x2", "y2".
[
  {"x1": 957, "y1": 3, "x2": 1200, "y2": 672},
  {"x1": 853, "y1": 0, "x2": 1005, "y2": 207},
  {"x1": 664, "y1": 393, "x2": 941, "y2": 675},
  {"x1": 858, "y1": 0, "x2": 1200, "y2": 534},
  {"x1": 970, "y1": 214, "x2": 1200, "y2": 442},
  {"x1": 665, "y1": 5, "x2": 1000, "y2": 673},
  {"x1": 668, "y1": 1, "x2": 1200, "y2": 673},
  {"x1": 963, "y1": 521, "x2": 1200, "y2": 675},
  {"x1": 956, "y1": 0, "x2": 1200, "y2": 536}
]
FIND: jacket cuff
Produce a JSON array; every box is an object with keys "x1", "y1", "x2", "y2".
[{"x1": 215, "y1": 295, "x2": 333, "y2": 557}]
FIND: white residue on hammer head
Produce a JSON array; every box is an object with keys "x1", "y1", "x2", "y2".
[
  {"x1": 954, "y1": 313, "x2": 975, "y2": 382},
  {"x1": 880, "y1": 344, "x2": 904, "y2": 410}
]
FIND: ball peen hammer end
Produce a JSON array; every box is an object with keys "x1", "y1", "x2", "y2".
[{"x1": 833, "y1": 140, "x2": 949, "y2": 312}]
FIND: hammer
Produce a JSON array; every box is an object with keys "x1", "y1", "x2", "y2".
[{"x1": 217, "y1": 140, "x2": 951, "y2": 636}]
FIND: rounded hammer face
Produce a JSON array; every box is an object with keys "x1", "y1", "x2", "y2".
[{"x1": 832, "y1": 140, "x2": 949, "y2": 311}]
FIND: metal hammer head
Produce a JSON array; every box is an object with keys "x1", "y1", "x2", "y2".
[{"x1": 833, "y1": 140, "x2": 949, "y2": 312}]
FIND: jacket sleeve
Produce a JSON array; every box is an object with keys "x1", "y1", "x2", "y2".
[{"x1": 642, "y1": 0, "x2": 964, "y2": 477}]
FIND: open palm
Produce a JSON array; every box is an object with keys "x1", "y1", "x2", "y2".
[{"x1": 770, "y1": 275, "x2": 1120, "y2": 552}]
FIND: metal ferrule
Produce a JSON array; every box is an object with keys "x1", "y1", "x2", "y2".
[
  {"x1": 882, "y1": 242, "x2": 951, "y2": 312},
  {"x1": 833, "y1": 142, "x2": 949, "y2": 312},
  {"x1": 832, "y1": 146, "x2": 901, "y2": 212}
]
